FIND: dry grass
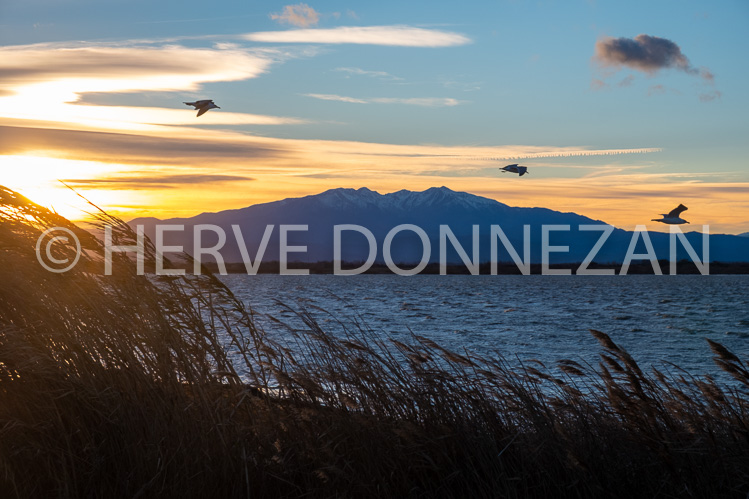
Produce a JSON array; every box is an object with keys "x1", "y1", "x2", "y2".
[{"x1": 0, "y1": 185, "x2": 747, "y2": 498}]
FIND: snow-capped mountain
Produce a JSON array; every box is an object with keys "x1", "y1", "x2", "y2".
[{"x1": 129, "y1": 187, "x2": 749, "y2": 266}]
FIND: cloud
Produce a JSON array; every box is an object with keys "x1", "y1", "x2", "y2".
[
  {"x1": 595, "y1": 34, "x2": 699, "y2": 74},
  {"x1": 441, "y1": 79, "x2": 482, "y2": 92},
  {"x1": 458, "y1": 147, "x2": 663, "y2": 161},
  {"x1": 0, "y1": 125, "x2": 284, "y2": 165},
  {"x1": 28, "y1": 104, "x2": 304, "y2": 127},
  {"x1": 371, "y1": 97, "x2": 463, "y2": 107},
  {"x1": 590, "y1": 78, "x2": 608, "y2": 91},
  {"x1": 618, "y1": 75, "x2": 635, "y2": 87},
  {"x1": 593, "y1": 34, "x2": 719, "y2": 99},
  {"x1": 594, "y1": 34, "x2": 715, "y2": 83},
  {"x1": 0, "y1": 43, "x2": 272, "y2": 92},
  {"x1": 699, "y1": 68, "x2": 715, "y2": 83},
  {"x1": 270, "y1": 4, "x2": 320, "y2": 28},
  {"x1": 8, "y1": 122, "x2": 721, "y2": 230},
  {"x1": 0, "y1": 41, "x2": 308, "y2": 131},
  {"x1": 243, "y1": 25, "x2": 471, "y2": 47},
  {"x1": 334, "y1": 67, "x2": 403, "y2": 81},
  {"x1": 304, "y1": 93, "x2": 464, "y2": 107},
  {"x1": 1, "y1": 122, "x2": 660, "y2": 172},
  {"x1": 304, "y1": 93, "x2": 368, "y2": 104},
  {"x1": 63, "y1": 174, "x2": 254, "y2": 189}
]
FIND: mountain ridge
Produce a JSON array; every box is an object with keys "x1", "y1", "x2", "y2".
[
  {"x1": 132, "y1": 187, "x2": 591, "y2": 224},
  {"x1": 129, "y1": 187, "x2": 749, "y2": 266}
]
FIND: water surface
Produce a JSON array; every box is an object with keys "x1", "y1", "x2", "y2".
[{"x1": 220, "y1": 275, "x2": 749, "y2": 376}]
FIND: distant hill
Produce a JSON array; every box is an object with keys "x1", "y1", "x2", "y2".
[{"x1": 129, "y1": 187, "x2": 749, "y2": 268}]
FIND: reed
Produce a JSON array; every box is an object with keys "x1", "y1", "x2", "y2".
[{"x1": 1, "y1": 186, "x2": 747, "y2": 498}]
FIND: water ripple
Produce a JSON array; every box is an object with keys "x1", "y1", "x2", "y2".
[{"x1": 220, "y1": 274, "x2": 749, "y2": 376}]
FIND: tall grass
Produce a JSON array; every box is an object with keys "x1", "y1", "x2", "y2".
[{"x1": 0, "y1": 185, "x2": 747, "y2": 498}]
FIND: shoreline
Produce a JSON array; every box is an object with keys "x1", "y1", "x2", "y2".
[{"x1": 202, "y1": 260, "x2": 749, "y2": 275}]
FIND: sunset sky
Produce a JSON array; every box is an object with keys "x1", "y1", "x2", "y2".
[{"x1": 0, "y1": 0, "x2": 747, "y2": 233}]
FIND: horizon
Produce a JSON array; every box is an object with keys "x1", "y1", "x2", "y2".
[
  {"x1": 1, "y1": 1, "x2": 748, "y2": 233},
  {"x1": 123, "y1": 184, "x2": 749, "y2": 275},
  {"x1": 126, "y1": 185, "x2": 745, "y2": 236}
]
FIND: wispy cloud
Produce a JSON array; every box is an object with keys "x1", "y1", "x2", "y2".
[
  {"x1": 305, "y1": 93, "x2": 368, "y2": 104},
  {"x1": 63, "y1": 173, "x2": 254, "y2": 189},
  {"x1": 618, "y1": 75, "x2": 635, "y2": 87},
  {"x1": 270, "y1": 3, "x2": 320, "y2": 28},
  {"x1": 0, "y1": 125, "x2": 284, "y2": 165},
  {"x1": 441, "y1": 79, "x2": 482, "y2": 92},
  {"x1": 590, "y1": 78, "x2": 607, "y2": 91},
  {"x1": 1, "y1": 122, "x2": 661, "y2": 172},
  {"x1": 0, "y1": 43, "x2": 272, "y2": 91},
  {"x1": 9, "y1": 122, "x2": 743, "y2": 232},
  {"x1": 0, "y1": 41, "x2": 304, "y2": 130},
  {"x1": 305, "y1": 93, "x2": 464, "y2": 107},
  {"x1": 243, "y1": 25, "x2": 471, "y2": 47},
  {"x1": 334, "y1": 67, "x2": 403, "y2": 81},
  {"x1": 372, "y1": 97, "x2": 463, "y2": 107},
  {"x1": 454, "y1": 148, "x2": 663, "y2": 161}
]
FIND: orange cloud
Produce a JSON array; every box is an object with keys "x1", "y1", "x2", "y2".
[
  {"x1": 0, "y1": 42, "x2": 302, "y2": 132},
  {"x1": 3, "y1": 121, "x2": 746, "y2": 234},
  {"x1": 270, "y1": 4, "x2": 320, "y2": 28}
]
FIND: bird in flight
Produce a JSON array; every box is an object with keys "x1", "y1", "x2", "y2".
[
  {"x1": 184, "y1": 100, "x2": 220, "y2": 117},
  {"x1": 652, "y1": 204, "x2": 689, "y2": 224},
  {"x1": 499, "y1": 164, "x2": 529, "y2": 176}
]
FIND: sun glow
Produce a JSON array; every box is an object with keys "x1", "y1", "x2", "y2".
[{"x1": 0, "y1": 155, "x2": 133, "y2": 221}]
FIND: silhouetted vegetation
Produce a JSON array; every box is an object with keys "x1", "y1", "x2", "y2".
[{"x1": 1, "y1": 186, "x2": 748, "y2": 498}]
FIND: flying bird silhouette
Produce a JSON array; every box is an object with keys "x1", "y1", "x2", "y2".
[
  {"x1": 652, "y1": 204, "x2": 689, "y2": 224},
  {"x1": 184, "y1": 100, "x2": 220, "y2": 117},
  {"x1": 499, "y1": 164, "x2": 529, "y2": 176}
]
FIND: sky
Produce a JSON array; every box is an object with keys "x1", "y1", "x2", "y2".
[{"x1": 0, "y1": 0, "x2": 747, "y2": 233}]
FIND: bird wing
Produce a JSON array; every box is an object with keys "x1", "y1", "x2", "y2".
[
  {"x1": 196, "y1": 107, "x2": 210, "y2": 117},
  {"x1": 194, "y1": 100, "x2": 213, "y2": 106},
  {"x1": 667, "y1": 204, "x2": 688, "y2": 218},
  {"x1": 505, "y1": 164, "x2": 518, "y2": 168},
  {"x1": 184, "y1": 102, "x2": 196, "y2": 107},
  {"x1": 518, "y1": 167, "x2": 528, "y2": 175}
]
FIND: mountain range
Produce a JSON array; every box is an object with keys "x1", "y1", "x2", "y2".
[{"x1": 129, "y1": 187, "x2": 749, "y2": 267}]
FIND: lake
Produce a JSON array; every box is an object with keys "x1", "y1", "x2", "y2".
[{"x1": 220, "y1": 274, "x2": 749, "y2": 377}]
